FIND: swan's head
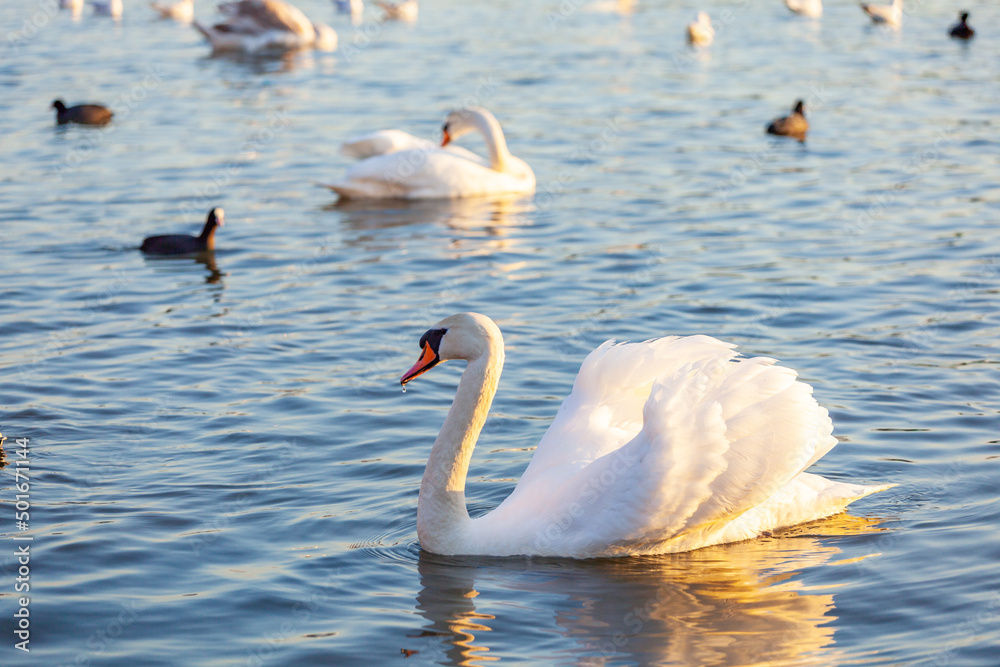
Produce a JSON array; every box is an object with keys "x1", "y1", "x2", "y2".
[
  {"x1": 440, "y1": 107, "x2": 492, "y2": 147},
  {"x1": 401, "y1": 312, "x2": 501, "y2": 385}
]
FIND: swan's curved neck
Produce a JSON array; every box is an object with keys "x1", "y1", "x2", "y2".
[
  {"x1": 417, "y1": 334, "x2": 504, "y2": 554},
  {"x1": 470, "y1": 112, "x2": 513, "y2": 174}
]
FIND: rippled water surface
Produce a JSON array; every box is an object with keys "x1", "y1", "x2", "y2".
[{"x1": 2, "y1": 0, "x2": 999, "y2": 664}]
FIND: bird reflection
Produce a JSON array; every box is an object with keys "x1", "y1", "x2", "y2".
[
  {"x1": 142, "y1": 251, "x2": 224, "y2": 285},
  {"x1": 203, "y1": 49, "x2": 323, "y2": 75},
  {"x1": 411, "y1": 514, "x2": 890, "y2": 666},
  {"x1": 329, "y1": 195, "x2": 534, "y2": 254},
  {"x1": 196, "y1": 252, "x2": 224, "y2": 284}
]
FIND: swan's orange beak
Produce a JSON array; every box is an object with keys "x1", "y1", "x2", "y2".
[
  {"x1": 441, "y1": 129, "x2": 451, "y2": 147},
  {"x1": 401, "y1": 342, "x2": 440, "y2": 385}
]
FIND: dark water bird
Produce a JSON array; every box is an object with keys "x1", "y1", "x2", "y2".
[
  {"x1": 766, "y1": 100, "x2": 809, "y2": 142},
  {"x1": 51, "y1": 100, "x2": 113, "y2": 126},
  {"x1": 140, "y1": 208, "x2": 225, "y2": 255},
  {"x1": 949, "y1": 12, "x2": 974, "y2": 40}
]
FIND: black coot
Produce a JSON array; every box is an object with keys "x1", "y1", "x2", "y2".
[
  {"x1": 51, "y1": 100, "x2": 113, "y2": 126},
  {"x1": 140, "y1": 208, "x2": 224, "y2": 255}
]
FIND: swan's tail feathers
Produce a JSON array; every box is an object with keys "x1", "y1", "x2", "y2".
[
  {"x1": 796, "y1": 475, "x2": 898, "y2": 522},
  {"x1": 699, "y1": 473, "x2": 897, "y2": 549},
  {"x1": 850, "y1": 481, "x2": 898, "y2": 499},
  {"x1": 319, "y1": 181, "x2": 350, "y2": 197}
]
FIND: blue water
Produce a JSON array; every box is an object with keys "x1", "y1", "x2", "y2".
[{"x1": 1, "y1": 0, "x2": 999, "y2": 664}]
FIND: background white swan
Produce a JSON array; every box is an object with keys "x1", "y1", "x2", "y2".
[
  {"x1": 400, "y1": 313, "x2": 893, "y2": 558},
  {"x1": 61, "y1": 0, "x2": 84, "y2": 17},
  {"x1": 377, "y1": 0, "x2": 417, "y2": 22},
  {"x1": 92, "y1": 0, "x2": 123, "y2": 18},
  {"x1": 194, "y1": 0, "x2": 338, "y2": 52},
  {"x1": 334, "y1": 0, "x2": 363, "y2": 22},
  {"x1": 151, "y1": 0, "x2": 194, "y2": 22},
  {"x1": 687, "y1": 11, "x2": 714, "y2": 47},
  {"x1": 785, "y1": 0, "x2": 822, "y2": 19},
  {"x1": 860, "y1": 0, "x2": 902, "y2": 28},
  {"x1": 323, "y1": 107, "x2": 535, "y2": 199}
]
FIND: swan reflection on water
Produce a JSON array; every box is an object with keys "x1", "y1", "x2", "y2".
[
  {"x1": 329, "y1": 195, "x2": 535, "y2": 252},
  {"x1": 202, "y1": 48, "x2": 332, "y2": 75},
  {"x1": 410, "y1": 514, "x2": 890, "y2": 666}
]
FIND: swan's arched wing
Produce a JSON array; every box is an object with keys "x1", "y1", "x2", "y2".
[
  {"x1": 517, "y1": 336, "x2": 734, "y2": 488},
  {"x1": 489, "y1": 336, "x2": 839, "y2": 556},
  {"x1": 582, "y1": 343, "x2": 837, "y2": 553},
  {"x1": 340, "y1": 130, "x2": 436, "y2": 159}
]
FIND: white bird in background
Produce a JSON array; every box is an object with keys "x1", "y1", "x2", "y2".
[
  {"x1": 584, "y1": 0, "x2": 636, "y2": 14},
  {"x1": 151, "y1": 0, "x2": 194, "y2": 22},
  {"x1": 324, "y1": 107, "x2": 535, "y2": 200},
  {"x1": 860, "y1": 0, "x2": 903, "y2": 28},
  {"x1": 399, "y1": 313, "x2": 894, "y2": 558},
  {"x1": 334, "y1": 0, "x2": 363, "y2": 18},
  {"x1": 194, "y1": 0, "x2": 338, "y2": 52},
  {"x1": 61, "y1": 0, "x2": 84, "y2": 17},
  {"x1": 377, "y1": 0, "x2": 417, "y2": 22},
  {"x1": 92, "y1": 0, "x2": 123, "y2": 18},
  {"x1": 785, "y1": 0, "x2": 822, "y2": 19},
  {"x1": 687, "y1": 11, "x2": 714, "y2": 47}
]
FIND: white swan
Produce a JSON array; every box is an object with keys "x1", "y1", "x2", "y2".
[
  {"x1": 785, "y1": 0, "x2": 822, "y2": 19},
  {"x1": 61, "y1": 0, "x2": 84, "y2": 17},
  {"x1": 194, "y1": 0, "x2": 338, "y2": 52},
  {"x1": 335, "y1": 0, "x2": 363, "y2": 21},
  {"x1": 583, "y1": 0, "x2": 635, "y2": 14},
  {"x1": 323, "y1": 107, "x2": 535, "y2": 200},
  {"x1": 686, "y1": 11, "x2": 714, "y2": 47},
  {"x1": 377, "y1": 0, "x2": 417, "y2": 22},
  {"x1": 151, "y1": 0, "x2": 194, "y2": 21},
  {"x1": 92, "y1": 0, "x2": 123, "y2": 18},
  {"x1": 400, "y1": 313, "x2": 893, "y2": 558},
  {"x1": 860, "y1": 0, "x2": 902, "y2": 28}
]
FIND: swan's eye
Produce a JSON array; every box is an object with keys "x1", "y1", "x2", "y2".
[{"x1": 418, "y1": 328, "x2": 447, "y2": 354}]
